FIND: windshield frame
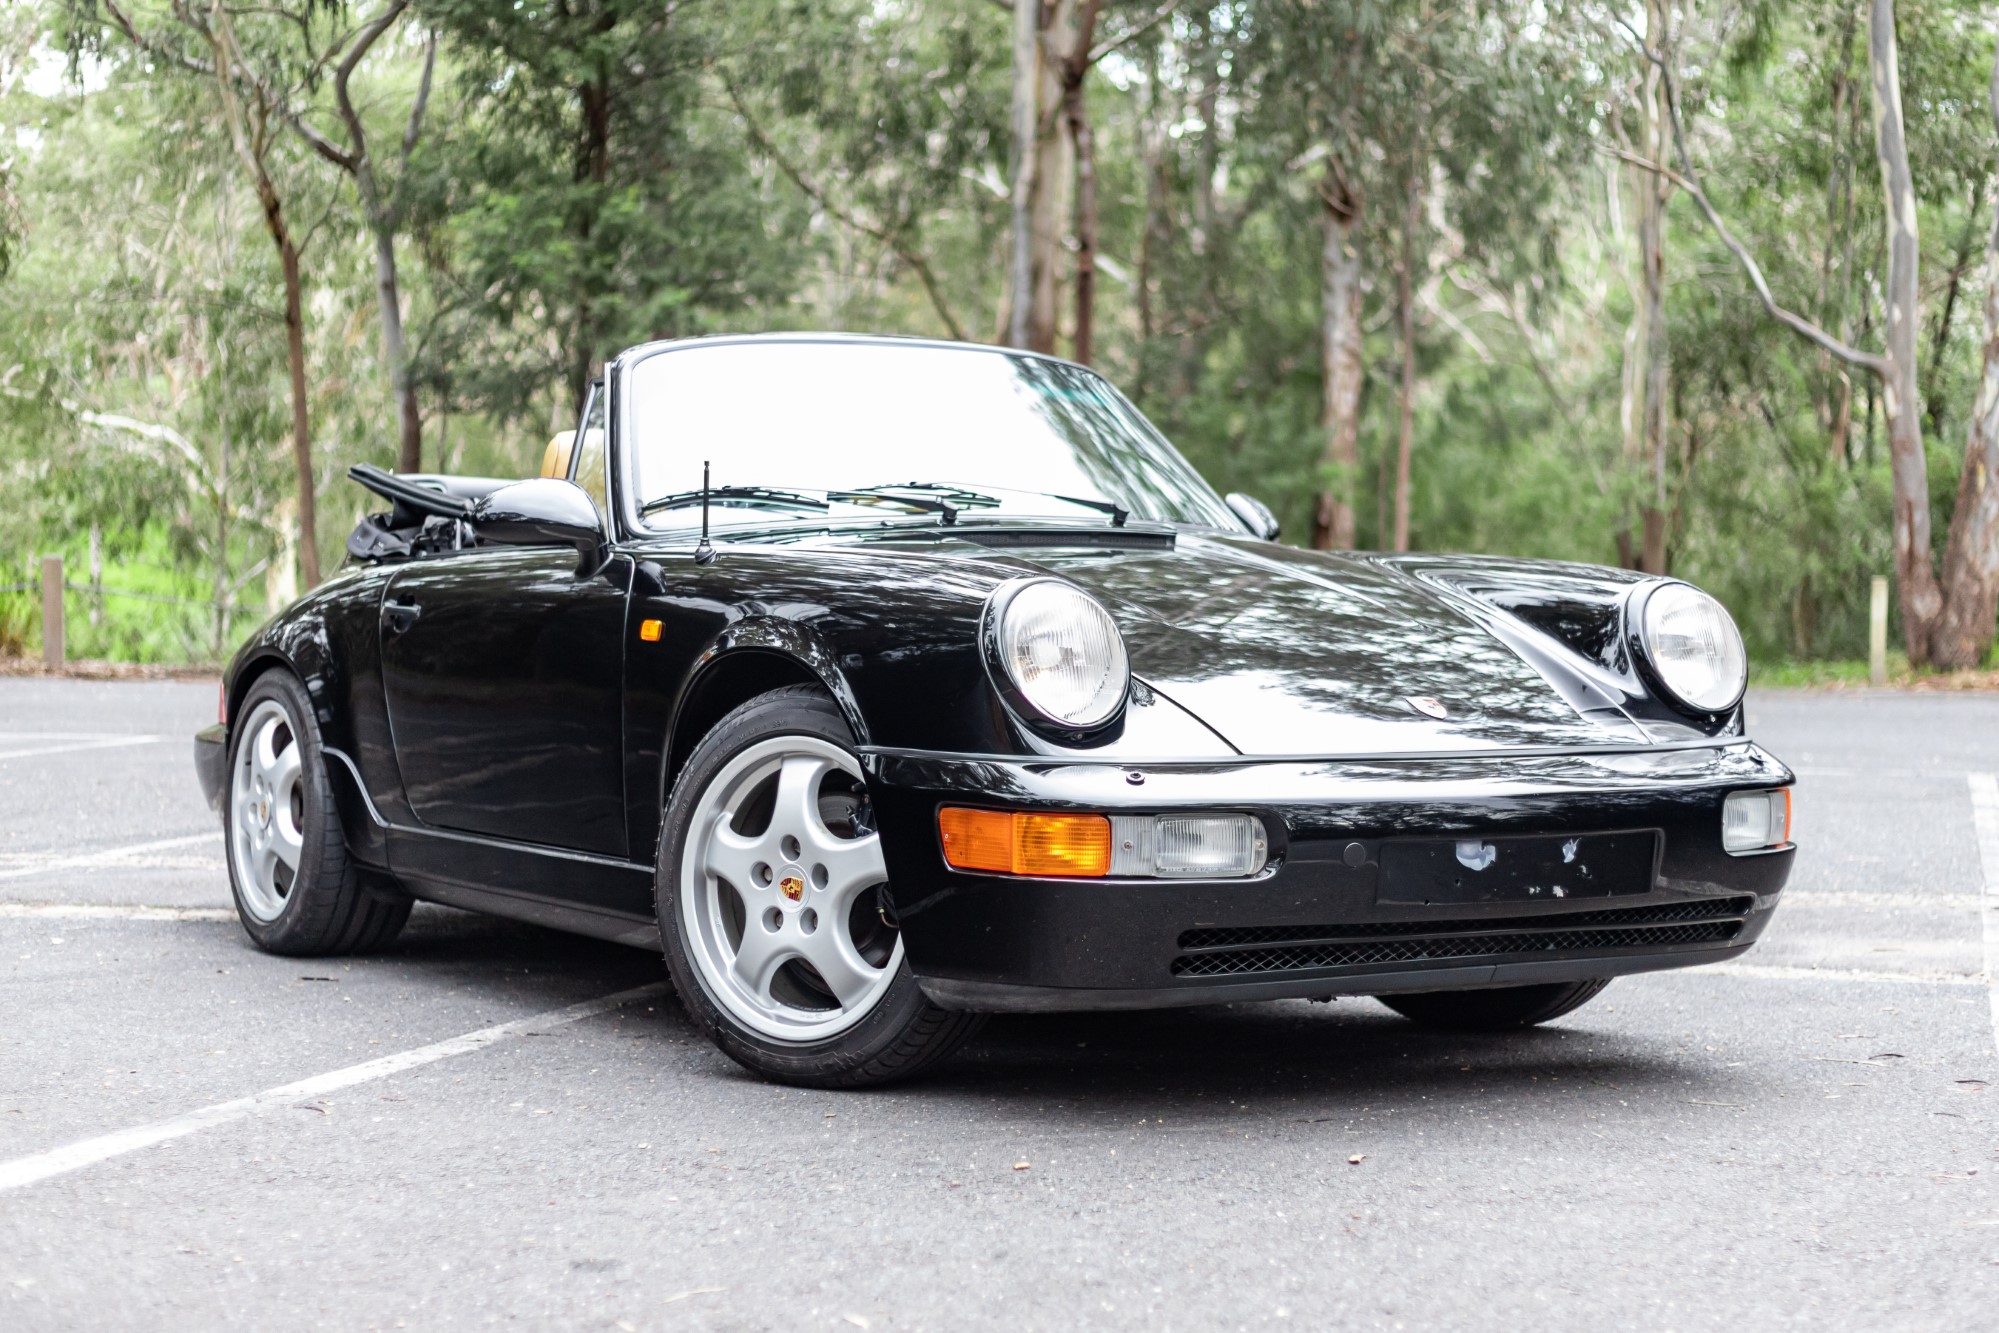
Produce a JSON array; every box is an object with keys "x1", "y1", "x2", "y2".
[{"x1": 606, "y1": 334, "x2": 1248, "y2": 542}]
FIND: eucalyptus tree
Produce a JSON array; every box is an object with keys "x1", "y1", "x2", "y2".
[
  {"x1": 271, "y1": 0, "x2": 435, "y2": 474},
  {"x1": 0, "y1": 67, "x2": 300, "y2": 656},
  {"x1": 1246, "y1": 0, "x2": 1588, "y2": 552},
  {"x1": 416, "y1": 0, "x2": 799, "y2": 424},
  {"x1": 1622, "y1": 0, "x2": 1999, "y2": 667},
  {"x1": 716, "y1": 0, "x2": 1010, "y2": 344},
  {"x1": 75, "y1": 0, "x2": 334, "y2": 584},
  {"x1": 1003, "y1": 0, "x2": 1182, "y2": 362}
]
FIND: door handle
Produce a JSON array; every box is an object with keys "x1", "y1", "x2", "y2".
[{"x1": 382, "y1": 599, "x2": 422, "y2": 632}]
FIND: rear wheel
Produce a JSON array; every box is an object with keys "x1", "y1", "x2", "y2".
[
  {"x1": 224, "y1": 669, "x2": 409, "y2": 956},
  {"x1": 1376, "y1": 979, "x2": 1610, "y2": 1031},
  {"x1": 656, "y1": 686, "x2": 982, "y2": 1087}
]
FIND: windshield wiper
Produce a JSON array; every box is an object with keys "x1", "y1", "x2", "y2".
[
  {"x1": 640, "y1": 486, "x2": 829, "y2": 517},
  {"x1": 1037, "y1": 492, "x2": 1128, "y2": 527},
  {"x1": 826, "y1": 482, "x2": 1002, "y2": 527},
  {"x1": 841, "y1": 481, "x2": 1003, "y2": 508},
  {"x1": 840, "y1": 482, "x2": 1130, "y2": 528}
]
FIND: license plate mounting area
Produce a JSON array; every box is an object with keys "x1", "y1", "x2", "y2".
[{"x1": 1374, "y1": 830, "x2": 1661, "y2": 907}]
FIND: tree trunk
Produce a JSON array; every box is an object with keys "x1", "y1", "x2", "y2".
[
  {"x1": 1617, "y1": 311, "x2": 1643, "y2": 567},
  {"x1": 375, "y1": 222, "x2": 420, "y2": 474},
  {"x1": 1133, "y1": 57, "x2": 1168, "y2": 397},
  {"x1": 1869, "y1": 0, "x2": 1943, "y2": 662},
  {"x1": 1815, "y1": 0, "x2": 1859, "y2": 456},
  {"x1": 569, "y1": 68, "x2": 613, "y2": 414},
  {"x1": 1392, "y1": 177, "x2": 1417, "y2": 553},
  {"x1": 199, "y1": 10, "x2": 318, "y2": 587},
  {"x1": 1637, "y1": 0, "x2": 1672, "y2": 574},
  {"x1": 1005, "y1": 0, "x2": 1038, "y2": 348},
  {"x1": 315, "y1": 6, "x2": 427, "y2": 474},
  {"x1": 1021, "y1": 1, "x2": 1085, "y2": 356},
  {"x1": 1064, "y1": 69, "x2": 1098, "y2": 365},
  {"x1": 277, "y1": 230, "x2": 320, "y2": 588},
  {"x1": 353, "y1": 175, "x2": 420, "y2": 472},
  {"x1": 1925, "y1": 180, "x2": 1983, "y2": 441},
  {"x1": 1313, "y1": 170, "x2": 1363, "y2": 550},
  {"x1": 1930, "y1": 47, "x2": 1999, "y2": 669}
]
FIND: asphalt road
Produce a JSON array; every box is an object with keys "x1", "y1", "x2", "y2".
[{"x1": 1, "y1": 677, "x2": 1995, "y2": 1330}]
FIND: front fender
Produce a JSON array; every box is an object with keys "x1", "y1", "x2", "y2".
[{"x1": 215, "y1": 564, "x2": 399, "y2": 868}]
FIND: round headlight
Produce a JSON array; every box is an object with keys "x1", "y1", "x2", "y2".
[
  {"x1": 994, "y1": 580, "x2": 1129, "y2": 729},
  {"x1": 1640, "y1": 582, "x2": 1747, "y2": 713}
]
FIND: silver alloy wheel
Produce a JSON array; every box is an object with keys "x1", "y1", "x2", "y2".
[
  {"x1": 228, "y1": 698, "x2": 306, "y2": 923},
  {"x1": 680, "y1": 735, "x2": 902, "y2": 1042}
]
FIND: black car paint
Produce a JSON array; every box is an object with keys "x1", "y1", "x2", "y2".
[{"x1": 198, "y1": 336, "x2": 1792, "y2": 1012}]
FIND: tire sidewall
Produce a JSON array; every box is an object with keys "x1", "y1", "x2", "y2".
[
  {"x1": 655, "y1": 689, "x2": 938, "y2": 1084},
  {"x1": 224, "y1": 668, "x2": 341, "y2": 952}
]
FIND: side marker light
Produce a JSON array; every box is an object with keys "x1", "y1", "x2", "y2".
[
  {"x1": 938, "y1": 808, "x2": 1111, "y2": 877},
  {"x1": 938, "y1": 807, "x2": 1267, "y2": 878},
  {"x1": 638, "y1": 619, "x2": 663, "y2": 642}
]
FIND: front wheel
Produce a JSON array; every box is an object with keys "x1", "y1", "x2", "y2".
[
  {"x1": 656, "y1": 686, "x2": 983, "y2": 1087},
  {"x1": 1375, "y1": 978, "x2": 1611, "y2": 1031}
]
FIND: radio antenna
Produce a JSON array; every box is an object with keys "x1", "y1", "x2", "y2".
[{"x1": 694, "y1": 460, "x2": 716, "y2": 565}]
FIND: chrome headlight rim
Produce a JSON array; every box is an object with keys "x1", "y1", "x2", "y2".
[
  {"x1": 1630, "y1": 578, "x2": 1748, "y2": 716},
  {"x1": 980, "y1": 576, "x2": 1131, "y2": 740}
]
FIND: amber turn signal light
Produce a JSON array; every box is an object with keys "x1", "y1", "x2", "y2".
[
  {"x1": 938, "y1": 807, "x2": 1112, "y2": 877},
  {"x1": 638, "y1": 618, "x2": 663, "y2": 642}
]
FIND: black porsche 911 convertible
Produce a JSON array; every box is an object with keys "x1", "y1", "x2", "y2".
[{"x1": 194, "y1": 333, "x2": 1795, "y2": 1086}]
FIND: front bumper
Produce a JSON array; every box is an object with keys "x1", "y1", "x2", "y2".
[
  {"x1": 862, "y1": 742, "x2": 1794, "y2": 1013},
  {"x1": 194, "y1": 724, "x2": 227, "y2": 811}
]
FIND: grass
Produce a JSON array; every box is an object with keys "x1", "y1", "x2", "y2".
[{"x1": 1752, "y1": 654, "x2": 1999, "y2": 690}]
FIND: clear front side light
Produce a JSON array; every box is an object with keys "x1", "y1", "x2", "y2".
[
  {"x1": 1110, "y1": 814, "x2": 1268, "y2": 878},
  {"x1": 1722, "y1": 788, "x2": 1791, "y2": 853}
]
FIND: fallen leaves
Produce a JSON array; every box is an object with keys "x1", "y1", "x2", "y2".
[{"x1": 1347, "y1": 1154, "x2": 1366, "y2": 1165}]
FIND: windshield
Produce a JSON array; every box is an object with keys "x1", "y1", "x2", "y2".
[{"x1": 622, "y1": 340, "x2": 1244, "y2": 532}]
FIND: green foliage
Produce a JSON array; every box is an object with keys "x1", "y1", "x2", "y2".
[{"x1": 0, "y1": 0, "x2": 1994, "y2": 666}]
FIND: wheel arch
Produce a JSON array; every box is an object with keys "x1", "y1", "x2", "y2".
[
  {"x1": 219, "y1": 594, "x2": 390, "y2": 872},
  {"x1": 660, "y1": 618, "x2": 870, "y2": 810}
]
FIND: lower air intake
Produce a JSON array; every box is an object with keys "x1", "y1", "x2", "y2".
[{"x1": 1170, "y1": 896, "x2": 1753, "y2": 979}]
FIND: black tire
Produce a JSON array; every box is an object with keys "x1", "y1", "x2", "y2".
[
  {"x1": 655, "y1": 685, "x2": 983, "y2": 1088},
  {"x1": 223, "y1": 668, "x2": 410, "y2": 957},
  {"x1": 1376, "y1": 978, "x2": 1611, "y2": 1032}
]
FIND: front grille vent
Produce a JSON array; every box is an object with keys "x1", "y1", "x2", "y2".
[{"x1": 1171, "y1": 896, "x2": 1753, "y2": 980}]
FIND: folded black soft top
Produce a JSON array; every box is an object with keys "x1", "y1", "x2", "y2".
[{"x1": 344, "y1": 465, "x2": 517, "y2": 564}]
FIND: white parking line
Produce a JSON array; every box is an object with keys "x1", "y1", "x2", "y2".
[
  {"x1": 0, "y1": 832, "x2": 220, "y2": 882},
  {"x1": 1707, "y1": 961, "x2": 1982, "y2": 987},
  {"x1": 0, "y1": 735, "x2": 172, "y2": 762},
  {"x1": 0, "y1": 903, "x2": 236, "y2": 922},
  {"x1": 1778, "y1": 890, "x2": 1984, "y2": 910},
  {"x1": 1966, "y1": 773, "x2": 1999, "y2": 1055},
  {"x1": 0, "y1": 981, "x2": 669, "y2": 1193}
]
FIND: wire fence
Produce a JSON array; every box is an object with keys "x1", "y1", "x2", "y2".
[{"x1": 2, "y1": 562, "x2": 265, "y2": 664}]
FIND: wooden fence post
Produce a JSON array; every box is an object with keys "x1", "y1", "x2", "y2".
[
  {"x1": 40, "y1": 554, "x2": 64, "y2": 670},
  {"x1": 1868, "y1": 575, "x2": 1888, "y2": 687}
]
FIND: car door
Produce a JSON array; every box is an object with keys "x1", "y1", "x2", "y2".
[{"x1": 378, "y1": 545, "x2": 632, "y2": 859}]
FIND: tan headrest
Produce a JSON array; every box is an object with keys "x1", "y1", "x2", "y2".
[{"x1": 539, "y1": 431, "x2": 576, "y2": 480}]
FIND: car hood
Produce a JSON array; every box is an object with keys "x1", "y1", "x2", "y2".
[{"x1": 1013, "y1": 534, "x2": 1628, "y2": 757}]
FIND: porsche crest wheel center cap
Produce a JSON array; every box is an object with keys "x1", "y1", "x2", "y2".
[
  {"x1": 778, "y1": 873, "x2": 806, "y2": 903},
  {"x1": 1407, "y1": 696, "x2": 1450, "y2": 720}
]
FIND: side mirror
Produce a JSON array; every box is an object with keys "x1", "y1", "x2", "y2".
[
  {"x1": 1225, "y1": 492, "x2": 1280, "y2": 541},
  {"x1": 472, "y1": 479, "x2": 606, "y2": 571}
]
